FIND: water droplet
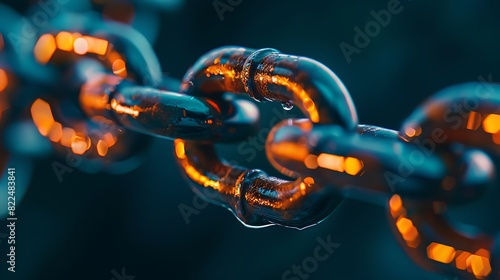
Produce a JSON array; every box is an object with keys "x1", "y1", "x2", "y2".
[{"x1": 281, "y1": 101, "x2": 294, "y2": 111}]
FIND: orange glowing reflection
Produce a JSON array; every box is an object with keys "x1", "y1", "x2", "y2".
[
  {"x1": 299, "y1": 182, "x2": 307, "y2": 194},
  {"x1": 184, "y1": 164, "x2": 221, "y2": 189},
  {"x1": 110, "y1": 99, "x2": 140, "y2": 117},
  {"x1": 112, "y1": 59, "x2": 127, "y2": 77},
  {"x1": 97, "y1": 140, "x2": 109, "y2": 156},
  {"x1": 103, "y1": 132, "x2": 117, "y2": 147},
  {"x1": 483, "y1": 114, "x2": 500, "y2": 134},
  {"x1": 395, "y1": 217, "x2": 413, "y2": 232},
  {"x1": 30, "y1": 79, "x2": 117, "y2": 156},
  {"x1": 48, "y1": 122, "x2": 63, "y2": 142},
  {"x1": 107, "y1": 49, "x2": 123, "y2": 65},
  {"x1": 203, "y1": 63, "x2": 241, "y2": 92},
  {"x1": 175, "y1": 140, "x2": 186, "y2": 159},
  {"x1": 304, "y1": 154, "x2": 318, "y2": 169},
  {"x1": 317, "y1": 153, "x2": 344, "y2": 172},
  {"x1": 84, "y1": 36, "x2": 108, "y2": 55},
  {"x1": 395, "y1": 216, "x2": 420, "y2": 248},
  {"x1": 270, "y1": 143, "x2": 309, "y2": 161},
  {"x1": 71, "y1": 133, "x2": 90, "y2": 155},
  {"x1": 404, "y1": 125, "x2": 422, "y2": 138},
  {"x1": 175, "y1": 140, "x2": 221, "y2": 191},
  {"x1": 73, "y1": 37, "x2": 89, "y2": 55},
  {"x1": 455, "y1": 251, "x2": 471, "y2": 270},
  {"x1": 0, "y1": 69, "x2": 8, "y2": 93},
  {"x1": 316, "y1": 153, "x2": 364, "y2": 176},
  {"x1": 303, "y1": 177, "x2": 315, "y2": 185},
  {"x1": 80, "y1": 79, "x2": 110, "y2": 111},
  {"x1": 344, "y1": 157, "x2": 363, "y2": 175},
  {"x1": 466, "y1": 254, "x2": 491, "y2": 278},
  {"x1": 205, "y1": 64, "x2": 236, "y2": 79},
  {"x1": 256, "y1": 73, "x2": 320, "y2": 123},
  {"x1": 405, "y1": 127, "x2": 416, "y2": 137},
  {"x1": 388, "y1": 195, "x2": 493, "y2": 278},
  {"x1": 36, "y1": 32, "x2": 113, "y2": 71},
  {"x1": 493, "y1": 132, "x2": 500, "y2": 145},
  {"x1": 55, "y1": 31, "x2": 74, "y2": 51},
  {"x1": 205, "y1": 99, "x2": 221, "y2": 113},
  {"x1": 60, "y1": 128, "x2": 76, "y2": 147},
  {"x1": 466, "y1": 111, "x2": 482, "y2": 130},
  {"x1": 272, "y1": 75, "x2": 319, "y2": 123},
  {"x1": 390, "y1": 196, "x2": 420, "y2": 249},
  {"x1": 389, "y1": 194, "x2": 403, "y2": 218},
  {"x1": 31, "y1": 99, "x2": 55, "y2": 136},
  {"x1": 427, "y1": 243, "x2": 456, "y2": 264},
  {"x1": 475, "y1": 248, "x2": 490, "y2": 258},
  {"x1": 34, "y1": 34, "x2": 57, "y2": 64}
]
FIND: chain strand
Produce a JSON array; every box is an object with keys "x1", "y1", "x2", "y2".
[{"x1": 0, "y1": 7, "x2": 498, "y2": 279}]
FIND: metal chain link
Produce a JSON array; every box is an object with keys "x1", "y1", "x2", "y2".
[{"x1": 1, "y1": 6, "x2": 499, "y2": 280}]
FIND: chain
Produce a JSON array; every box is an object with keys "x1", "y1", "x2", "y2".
[{"x1": 1, "y1": 4, "x2": 499, "y2": 280}]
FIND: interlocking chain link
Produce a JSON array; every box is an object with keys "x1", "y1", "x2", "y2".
[{"x1": 1, "y1": 6, "x2": 499, "y2": 280}]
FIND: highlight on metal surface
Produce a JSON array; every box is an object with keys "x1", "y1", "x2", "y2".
[
  {"x1": 391, "y1": 83, "x2": 500, "y2": 279},
  {"x1": 26, "y1": 17, "x2": 160, "y2": 173},
  {"x1": 174, "y1": 47, "x2": 359, "y2": 229},
  {"x1": 31, "y1": 29, "x2": 129, "y2": 152},
  {"x1": 180, "y1": 46, "x2": 358, "y2": 127},
  {"x1": 107, "y1": 81, "x2": 259, "y2": 142}
]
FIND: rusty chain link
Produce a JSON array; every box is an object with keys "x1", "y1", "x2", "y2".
[{"x1": 1, "y1": 5, "x2": 499, "y2": 279}]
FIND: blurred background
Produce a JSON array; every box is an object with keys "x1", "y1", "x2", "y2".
[{"x1": 1, "y1": 0, "x2": 500, "y2": 279}]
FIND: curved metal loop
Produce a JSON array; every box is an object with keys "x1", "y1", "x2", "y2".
[
  {"x1": 25, "y1": 13, "x2": 163, "y2": 173},
  {"x1": 266, "y1": 119, "x2": 492, "y2": 203},
  {"x1": 181, "y1": 46, "x2": 358, "y2": 127},
  {"x1": 400, "y1": 82, "x2": 500, "y2": 152},
  {"x1": 390, "y1": 83, "x2": 500, "y2": 279},
  {"x1": 177, "y1": 46, "x2": 357, "y2": 229},
  {"x1": 32, "y1": 12, "x2": 162, "y2": 87},
  {"x1": 29, "y1": 14, "x2": 259, "y2": 146},
  {"x1": 108, "y1": 80, "x2": 260, "y2": 142}
]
